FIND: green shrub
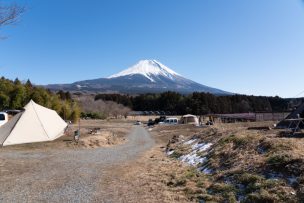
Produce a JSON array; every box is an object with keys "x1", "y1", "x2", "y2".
[
  {"x1": 219, "y1": 134, "x2": 251, "y2": 148},
  {"x1": 267, "y1": 153, "x2": 293, "y2": 166},
  {"x1": 260, "y1": 139, "x2": 294, "y2": 153},
  {"x1": 174, "y1": 178, "x2": 187, "y2": 187},
  {"x1": 197, "y1": 194, "x2": 214, "y2": 202},
  {"x1": 184, "y1": 168, "x2": 199, "y2": 179},
  {"x1": 238, "y1": 173, "x2": 263, "y2": 185},
  {"x1": 170, "y1": 151, "x2": 183, "y2": 159},
  {"x1": 245, "y1": 189, "x2": 279, "y2": 203},
  {"x1": 226, "y1": 192, "x2": 237, "y2": 203},
  {"x1": 209, "y1": 183, "x2": 236, "y2": 195}
]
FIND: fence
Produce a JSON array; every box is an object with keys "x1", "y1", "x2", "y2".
[
  {"x1": 255, "y1": 112, "x2": 290, "y2": 121},
  {"x1": 211, "y1": 112, "x2": 290, "y2": 122}
]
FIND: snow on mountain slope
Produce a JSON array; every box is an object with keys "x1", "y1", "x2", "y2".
[
  {"x1": 108, "y1": 60, "x2": 181, "y2": 82},
  {"x1": 46, "y1": 59, "x2": 231, "y2": 95}
]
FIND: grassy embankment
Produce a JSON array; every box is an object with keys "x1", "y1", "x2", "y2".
[{"x1": 154, "y1": 122, "x2": 304, "y2": 202}]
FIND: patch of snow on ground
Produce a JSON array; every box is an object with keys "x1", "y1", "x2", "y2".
[
  {"x1": 167, "y1": 150, "x2": 174, "y2": 156},
  {"x1": 193, "y1": 143, "x2": 213, "y2": 152},
  {"x1": 257, "y1": 146, "x2": 267, "y2": 154},
  {"x1": 179, "y1": 142, "x2": 212, "y2": 166},
  {"x1": 202, "y1": 168, "x2": 213, "y2": 175},
  {"x1": 265, "y1": 173, "x2": 299, "y2": 186},
  {"x1": 198, "y1": 167, "x2": 213, "y2": 175},
  {"x1": 184, "y1": 139, "x2": 197, "y2": 145},
  {"x1": 265, "y1": 172, "x2": 283, "y2": 181},
  {"x1": 287, "y1": 176, "x2": 298, "y2": 186},
  {"x1": 180, "y1": 152, "x2": 207, "y2": 166}
]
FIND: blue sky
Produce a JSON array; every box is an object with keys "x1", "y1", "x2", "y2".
[{"x1": 0, "y1": 0, "x2": 304, "y2": 98}]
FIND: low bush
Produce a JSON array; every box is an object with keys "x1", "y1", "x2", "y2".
[
  {"x1": 238, "y1": 173, "x2": 263, "y2": 185},
  {"x1": 208, "y1": 182, "x2": 236, "y2": 195},
  {"x1": 184, "y1": 167, "x2": 200, "y2": 179},
  {"x1": 267, "y1": 153, "x2": 293, "y2": 166},
  {"x1": 244, "y1": 189, "x2": 279, "y2": 203},
  {"x1": 260, "y1": 139, "x2": 294, "y2": 153},
  {"x1": 170, "y1": 151, "x2": 183, "y2": 159},
  {"x1": 219, "y1": 134, "x2": 258, "y2": 149}
]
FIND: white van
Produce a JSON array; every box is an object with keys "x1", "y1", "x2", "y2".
[
  {"x1": 164, "y1": 117, "x2": 178, "y2": 125},
  {"x1": 0, "y1": 112, "x2": 8, "y2": 127}
]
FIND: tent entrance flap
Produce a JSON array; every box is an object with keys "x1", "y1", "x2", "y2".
[{"x1": 0, "y1": 112, "x2": 23, "y2": 145}]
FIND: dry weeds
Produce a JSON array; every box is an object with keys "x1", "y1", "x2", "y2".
[{"x1": 152, "y1": 121, "x2": 304, "y2": 202}]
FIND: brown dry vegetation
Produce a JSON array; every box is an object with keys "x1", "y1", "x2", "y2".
[
  {"x1": 2, "y1": 120, "x2": 304, "y2": 202},
  {"x1": 95, "y1": 144, "x2": 194, "y2": 202},
  {"x1": 152, "y1": 122, "x2": 304, "y2": 202}
]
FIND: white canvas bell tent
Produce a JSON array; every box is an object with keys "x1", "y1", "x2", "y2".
[
  {"x1": 0, "y1": 100, "x2": 67, "y2": 146},
  {"x1": 179, "y1": 114, "x2": 199, "y2": 126}
]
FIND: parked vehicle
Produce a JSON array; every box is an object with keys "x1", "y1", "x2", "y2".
[
  {"x1": 206, "y1": 120, "x2": 214, "y2": 125},
  {"x1": 159, "y1": 116, "x2": 166, "y2": 122},
  {"x1": 4, "y1": 110, "x2": 22, "y2": 116},
  {"x1": 161, "y1": 117, "x2": 178, "y2": 125},
  {"x1": 0, "y1": 112, "x2": 8, "y2": 127},
  {"x1": 147, "y1": 119, "x2": 154, "y2": 126},
  {"x1": 154, "y1": 116, "x2": 166, "y2": 124},
  {"x1": 134, "y1": 120, "x2": 142, "y2": 125}
]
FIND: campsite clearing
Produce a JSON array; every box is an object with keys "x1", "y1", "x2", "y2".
[
  {"x1": 1, "y1": 119, "x2": 130, "y2": 150},
  {"x1": 1, "y1": 120, "x2": 304, "y2": 202},
  {"x1": 0, "y1": 120, "x2": 194, "y2": 202},
  {"x1": 0, "y1": 123, "x2": 154, "y2": 202}
]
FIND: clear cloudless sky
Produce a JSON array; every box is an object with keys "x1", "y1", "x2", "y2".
[{"x1": 0, "y1": 0, "x2": 304, "y2": 98}]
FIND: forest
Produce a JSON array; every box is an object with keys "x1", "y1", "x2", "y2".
[
  {"x1": 0, "y1": 75, "x2": 296, "y2": 121},
  {"x1": 0, "y1": 77, "x2": 80, "y2": 122},
  {"x1": 95, "y1": 92, "x2": 294, "y2": 115}
]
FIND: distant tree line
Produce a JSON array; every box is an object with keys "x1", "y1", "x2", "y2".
[
  {"x1": 0, "y1": 77, "x2": 80, "y2": 123},
  {"x1": 95, "y1": 92, "x2": 291, "y2": 115}
]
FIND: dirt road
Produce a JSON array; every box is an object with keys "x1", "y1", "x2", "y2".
[{"x1": 0, "y1": 126, "x2": 155, "y2": 202}]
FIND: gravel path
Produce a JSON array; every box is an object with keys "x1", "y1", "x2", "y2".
[{"x1": 0, "y1": 126, "x2": 155, "y2": 203}]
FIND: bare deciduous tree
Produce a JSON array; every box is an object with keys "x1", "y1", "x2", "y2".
[
  {"x1": 76, "y1": 95, "x2": 131, "y2": 119},
  {"x1": 0, "y1": 2, "x2": 24, "y2": 28}
]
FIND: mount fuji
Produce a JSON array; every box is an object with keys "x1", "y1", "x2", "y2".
[{"x1": 46, "y1": 60, "x2": 230, "y2": 94}]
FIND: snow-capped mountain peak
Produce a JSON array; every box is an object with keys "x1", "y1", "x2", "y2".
[
  {"x1": 108, "y1": 60, "x2": 181, "y2": 82},
  {"x1": 46, "y1": 59, "x2": 231, "y2": 95}
]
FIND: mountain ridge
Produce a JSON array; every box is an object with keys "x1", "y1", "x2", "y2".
[{"x1": 46, "y1": 60, "x2": 231, "y2": 95}]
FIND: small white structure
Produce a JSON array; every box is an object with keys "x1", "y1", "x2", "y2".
[
  {"x1": 0, "y1": 112, "x2": 8, "y2": 127},
  {"x1": 180, "y1": 114, "x2": 199, "y2": 126},
  {"x1": 0, "y1": 100, "x2": 67, "y2": 146}
]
